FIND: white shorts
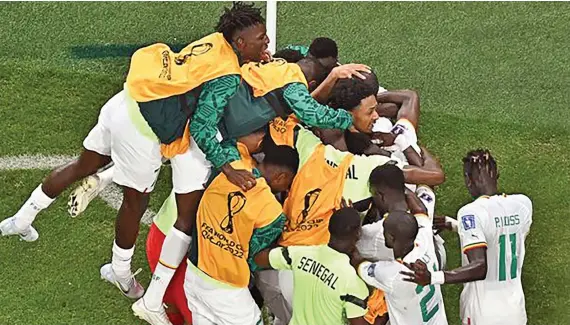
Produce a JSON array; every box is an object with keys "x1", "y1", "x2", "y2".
[
  {"x1": 83, "y1": 90, "x2": 162, "y2": 193},
  {"x1": 255, "y1": 269, "x2": 292, "y2": 325},
  {"x1": 170, "y1": 137, "x2": 212, "y2": 194},
  {"x1": 184, "y1": 264, "x2": 261, "y2": 325}
]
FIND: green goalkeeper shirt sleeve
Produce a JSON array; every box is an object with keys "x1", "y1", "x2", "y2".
[
  {"x1": 283, "y1": 82, "x2": 353, "y2": 130},
  {"x1": 190, "y1": 75, "x2": 242, "y2": 169}
]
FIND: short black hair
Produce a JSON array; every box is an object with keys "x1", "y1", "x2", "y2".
[
  {"x1": 369, "y1": 164, "x2": 406, "y2": 194},
  {"x1": 309, "y1": 37, "x2": 338, "y2": 59},
  {"x1": 273, "y1": 49, "x2": 304, "y2": 63},
  {"x1": 297, "y1": 56, "x2": 329, "y2": 87},
  {"x1": 463, "y1": 149, "x2": 498, "y2": 180},
  {"x1": 216, "y1": 2, "x2": 265, "y2": 42},
  {"x1": 262, "y1": 144, "x2": 299, "y2": 173},
  {"x1": 330, "y1": 71, "x2": 379, "y2": 111},
  {"x1": 329, "y1": 207, "x2": 361, "y2": 240},
  {"x1": 384, "y1": 210, "x2": 418, "y2": 241}
]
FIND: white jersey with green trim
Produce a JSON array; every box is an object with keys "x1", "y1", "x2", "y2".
[
  {"x1": 358, "y1": 216, "x2": 448, "y2": 325},
  {"x1": 457, "y1": 194, "x2": 532, "y2": 325}
]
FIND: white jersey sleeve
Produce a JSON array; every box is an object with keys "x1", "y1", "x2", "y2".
[
  {"x1": 457, "y1": 204, "x2": 489, "y2": 253},
  {"x1": 358, "y1": 261, "x2": 400, "y2": 295}
]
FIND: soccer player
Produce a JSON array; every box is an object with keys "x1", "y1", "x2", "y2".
[
  {"x1": 284, "y1": 37, "x2": 340, "y2": 70},
  {"x1": 183, "y1": 142, "x2": 299, "y2": 325},
  {"x1": 358, "y1": 210, "x2": 448, "y2": 325},
  {"x1": 255, "y1": 207, "x2": 370, "y2": 325},
  {"x1": 402, "y1": 149, "x2": 533, "y2": 325},
  {"x1": 1, "y1": 1, "x2": 269, "y2": 300},
  {"x1": 135, "y1": 128, "x2": 269, "y2": 325}
]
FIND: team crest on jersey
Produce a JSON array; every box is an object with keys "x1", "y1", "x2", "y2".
[
  {"x1": 462, "y1": 214, "x2": 476, "y2": 230},
  {"x1": 367, "y1": 263, "x2": 376, "y2": 277}
]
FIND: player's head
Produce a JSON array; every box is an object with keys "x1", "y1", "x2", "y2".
[
  {"x1": 296, "y1": 57, "x2": 330, "y2": 92},
  {"x1": 307, "y1": 37, "x2": 339, "y2": 71},
  {"x1": 383, "y1": 210, "x2": 418, "y2": 258},
  {"x1": 216, "y1": 1, "x2": 269, "y2": 63},
  {"x1": 237, "y1": 125, "x2": 269, "y2": 154},
  {"x1": 331, "y1": 71, "x2": 380, "y2": 134},
  {"x1": 462, "y1": 149, "x2": 499, "y2": 198},
  {"x1": 273, "y1": 48, "x2": 304, "y2": 63},
  {"x1": 328, "y1": 207, "x2": 362, "y2": 254},
  {"x1": 369, "y1": 163, "x2": 406, "y2": 213},
  {"x1": 260, "y1": 144, "x2": 299, "y2": 193}
]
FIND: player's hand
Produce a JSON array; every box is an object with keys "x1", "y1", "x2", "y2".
[
  {"x1": 340, "y1": 197, "x2": 354, "y2": 208},
  {"x1": 332, "y1": 63, "x2": 371, "y2": 80},
  {"x1": 221, "y1": 163, "x2": 256, "y2": 192},
  {"x1": 261, "y1": 50, "x2": 273, "y2": 63},
  {"x1": 400, "y1": 259, "x2": 431, "y2": 286},
  {"x1": 433, "y1": 215, "x2": 457, "y2": 234}
]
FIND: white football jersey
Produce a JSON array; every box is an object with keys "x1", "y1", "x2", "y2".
[
  {"x1": 457, "y1": 194, "x2": 532, "y2": 325},
  {"x1": 359, "y1": 216, "x2": 448, "y2": 325}
]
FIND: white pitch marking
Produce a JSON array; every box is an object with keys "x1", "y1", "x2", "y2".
[{"x1": 0, "y1": 154, "x2": 154, "y2": 224}]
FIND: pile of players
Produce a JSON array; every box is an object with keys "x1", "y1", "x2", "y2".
[{"x1": 0, "y1": 2, "x2": 533, "y2": 325}]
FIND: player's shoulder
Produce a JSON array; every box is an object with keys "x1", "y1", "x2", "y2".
[
  {"x1": 503, "y1": 193, "x2": 532, "y2": 211},
  {"x1": 457, "y1": 200, "x2": 490, "y2": 230}
]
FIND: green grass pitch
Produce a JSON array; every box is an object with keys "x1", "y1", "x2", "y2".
[{"x1": 1, "y1": 2, "x2": 569, "y2": 324}]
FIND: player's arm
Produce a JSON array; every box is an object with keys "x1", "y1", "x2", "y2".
[
  {"x1": 403, "y1": 209, "x2": 488, "y2": 286},
  {"x1": 190, "y1": 76, "x2": 256, "y2": 191},
  {"x1": 376, "y1": 90, "x2": 420, "y2": 130},
  {"x1": 254, "y1": 246, "x2": 296, "y2": 271},
  {"x1": 311, "y1": 64, "x2": 370, "y2": 104},
  {"x1": 402, "y1": 146, "x2": 445, "y2": 186},
  {"x1": 283, "y1": 82, "x2": 353, "y2": 130},
  {"x1": 248, "y1": 213, "x2": 286, "y2": 272},
  {"x1": 405, "y1": 189, "x2": 428, "y2": 215}
]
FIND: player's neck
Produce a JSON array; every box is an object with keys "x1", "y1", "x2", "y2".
[
  {"x1": 474, "y1": 185, "x2": 497, "y2": 199},
  {"x1": 328, "y1": 240, "x2": 352, "y2": 256},
  {"x1": 387, "y1": 198, "x2": 408, "y2": 213}
]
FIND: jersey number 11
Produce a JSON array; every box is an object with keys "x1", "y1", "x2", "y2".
[{"x1": 499, "y1": 233, "x2": 518, "y2": 281}]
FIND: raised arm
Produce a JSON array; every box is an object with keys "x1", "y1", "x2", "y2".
[
  {"x1": 376, "y1": 90, "x2": 420, "y2": 131},
  {"x1": 283, "y1": 83, "x2": 353, "y2": 130},
  {"x1": 311, "y1": 64, "x2": 370, "y2": 104}
]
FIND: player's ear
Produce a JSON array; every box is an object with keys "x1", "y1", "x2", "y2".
[{"x1": 308, "y1": 80, "x2": 318, "y2": 92}]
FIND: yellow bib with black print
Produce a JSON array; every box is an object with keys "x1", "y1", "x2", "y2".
[
  {"x1": 126, "y1": 32, "x2": 241, "y2": 103},
  {"x1": 279, "y1": 144, "x2": 353, "y2": 247},
  {"x1": 240, "y1": 59, "x2": 308, "y2": 97},
  {"x1": 193, "y1": 143, "x2": 282, "y2": 287}
]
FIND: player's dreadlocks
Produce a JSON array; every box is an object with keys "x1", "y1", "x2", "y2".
[
  {"x1": 463, "y1": 149, "x2": 498, "y2": 180},
  {"x1": 216, "y1": 1, "x2": 265, "y2": 43}
]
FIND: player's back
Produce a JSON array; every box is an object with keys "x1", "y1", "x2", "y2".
[
  {"x1": 360, "y1": 216, "x2": 448, "y2": 325},
  {"x1": 457, "y1": 194, "x2": 532, "y2": 325}
]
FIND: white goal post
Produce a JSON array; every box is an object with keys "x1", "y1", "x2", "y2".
[{"x1": 266, "y1": 0, "x2": 277, "y2": 54}]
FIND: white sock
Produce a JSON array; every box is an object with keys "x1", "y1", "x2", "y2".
[
  {"x1": 112, "y1": 240, "x2": 135, "y2": 280},
  {"x1": 144, "y1": 228, "x2": 191, "y2": 311},
  {"x1": 97, "y1": 165, "x2": 115, "y2": 188},
  {"x1": 13, "y1": 184, "x2": 55, "y2": 229}
]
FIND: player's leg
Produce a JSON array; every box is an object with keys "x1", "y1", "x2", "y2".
[
  {"x1": 255, "y1": 269, "x2": 292, "y2": 325},
  {"x1": 0, "y1": 93, "x2": 116, "y2": 241},
  {"x1": 132, "y1": 223, "x2": 176, "y2": 325},
  {"x1": 68, "y1": 163, "x2": 115, "y2": 217},
  {"x1": 136, "y1": 138, "x2": 211, "y2": 313},
  {"x1": 99, "y1": 90, "x2": 162, "y2": 299}
]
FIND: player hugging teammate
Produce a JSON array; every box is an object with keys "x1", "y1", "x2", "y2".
[{"x1": 1, "y1": 2, "x2": 533, "y2": 325}]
